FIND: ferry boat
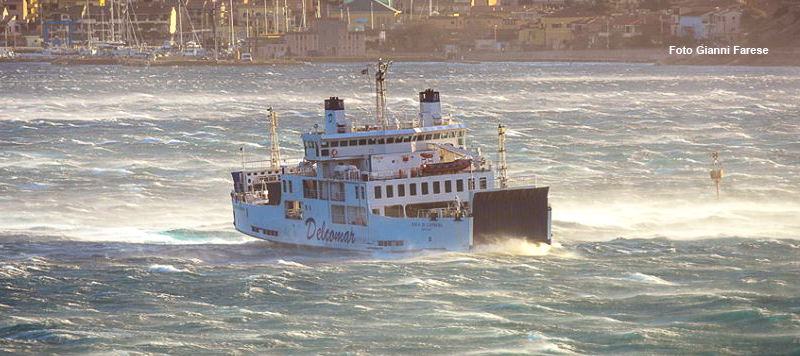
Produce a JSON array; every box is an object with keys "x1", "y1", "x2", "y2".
[{"x1": 230, "y1": 61, "x2": 552, "y2": 252}]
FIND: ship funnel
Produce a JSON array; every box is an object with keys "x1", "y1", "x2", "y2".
[
  {"x1": 324, "y1": 97, "x2": 350, "y2": 134},
  {"x1": 419, "y1": 89, "x2": 441, "y2": 127}
]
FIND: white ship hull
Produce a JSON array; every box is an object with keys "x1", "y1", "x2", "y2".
[{"x1": 233, "y1": 198, "x2": 472, "y2": 252}]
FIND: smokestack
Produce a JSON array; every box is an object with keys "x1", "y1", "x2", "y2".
[
  {"x1": 324, "y1": 97, "x2": 349, "y2": 134},
  {"x1": 419, "y1": 88, "x2": 441, "y2": 127}
]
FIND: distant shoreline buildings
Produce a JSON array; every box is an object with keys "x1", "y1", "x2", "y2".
[{"x1": 1, "y1": 0, "x2": 794, "y2": 60}]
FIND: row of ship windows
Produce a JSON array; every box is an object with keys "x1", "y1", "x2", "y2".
[
  {"x1": 304, "y1": 130, "x2": 465, "y2": 150},
  {"x1": 282, "y1": 176, "x2": 488, "y2": 201},
  {"x1": 320, "y1": 130, "x2": 463, "y2": 148},
  {"x1": 374, "y1": 177, "x2": 488, "y2": 199},
  {"x1": 250, "y1": 225, "x2": 279, "y2": 236}
]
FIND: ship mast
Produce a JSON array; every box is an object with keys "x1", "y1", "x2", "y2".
[
  {"x1": 498, "y1": 123, "x2": 508, "y2": 188},
  {"x1": 374, "y1": 59, "x2": 391, "y2": 128},
  {"x1": 269, "y1": 108, "x2": 281, "y2": 169}
]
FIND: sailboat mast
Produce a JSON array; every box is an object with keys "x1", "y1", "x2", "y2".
[
  {"x1": 229, "y1": 0, "x2": 235, "y2": 52},
  {"x1": 301, "y1": 0, "x2": 306, "y2": 30},
  {"x1": 263, "y1": 0, "x2": 268, "y2": 34},
  {"x1": 178, "y1": 0, "x2": 183, "y2": 49}
]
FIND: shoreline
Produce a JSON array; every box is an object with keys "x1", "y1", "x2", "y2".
[{"x1": 3, "y1": 48, "x2": 799, "y2": 66}]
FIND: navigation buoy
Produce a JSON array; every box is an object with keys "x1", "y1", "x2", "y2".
[{"x1": 710, "y1": 152, "x2": 723, "y2": 200}]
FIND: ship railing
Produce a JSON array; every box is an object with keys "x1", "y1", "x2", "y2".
[
  {"x1": 501, "y1": 174, "x2": 540, "y2": 187},
  {"x1": 367, "y1": 169, "x2": 408, "y2": 181},
  {"x1": 416, "y1": 206, "x2": 468, "y2": 220},
  {"x1": 257, "y1": 175, "x2": 281, "y2": 183},
  {"x1": 303, "y1": 188, "x2": 321, "y2": 199},
  {"x1": 330, "y1": 171, "x2": 362, "y2": 181}
]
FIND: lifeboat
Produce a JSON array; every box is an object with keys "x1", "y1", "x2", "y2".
[{"x1": 421, "y1": 159, "x2": 472, "y2": 175}]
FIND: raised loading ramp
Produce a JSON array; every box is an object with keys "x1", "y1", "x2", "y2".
[{"x1": 472, "y1": 186, "x2": 550, "y2": 245}]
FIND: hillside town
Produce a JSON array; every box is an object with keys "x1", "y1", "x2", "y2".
[{"x1": 1, "y1": 0, "x2": 797, "y2": 62}]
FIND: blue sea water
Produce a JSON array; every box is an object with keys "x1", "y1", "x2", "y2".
[{"x1": 1, "y1": 62, "x2": 799, "y2": 355}]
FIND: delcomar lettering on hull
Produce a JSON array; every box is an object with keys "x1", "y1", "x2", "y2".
[{"x1": 228, "y1": 61, "x2": 553, "y2": 252}]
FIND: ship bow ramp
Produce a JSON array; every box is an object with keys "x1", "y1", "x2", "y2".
[{"x1": 472, "y1": 186, "x2": 551, "y2": 245}]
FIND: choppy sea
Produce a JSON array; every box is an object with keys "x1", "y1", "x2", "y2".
[{"x1": 1, "y1": 62, "x2": 799, "y2": 355}]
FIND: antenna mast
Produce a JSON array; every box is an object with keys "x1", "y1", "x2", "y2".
[
  {"x1": 498, "y1": 123, "x2": 508, "y2": 188},
  {"x1": 374, "y1": 59, "x2": 391, "y2": 128},
  {"x1": 269, "y1": 108, "x2": 281, "y2": 169},
  {"x1": 710, "y1": 152, "x2": 723, "y2": 200}
]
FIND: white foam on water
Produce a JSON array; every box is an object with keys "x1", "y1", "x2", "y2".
[
  {"x1": 626, "y1": 272, "x2": 676, "y2": 285},
  {"x1": 276, "y1": 260, "x2": 309, "y2": 269},
  {"x1": 472, "y1": 239, "x2": 552, "y2": 256},
  {"x1": 146, "y1": 264, "x2": 189, "y2": 273}
]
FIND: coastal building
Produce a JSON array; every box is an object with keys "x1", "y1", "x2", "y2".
[
  {"x1": 249, "y1": 18, "x2": 365, "y2": 58},
  {"x1": 677, "y1": 10, "x2": 709, "y2": 40},
  {"x1": 706, "y1": 6, "x2": 740, "y2": 43},
  {"x1": 540, "y1": 8, "x2": 596, "y2": 49},
  {"x1": 343, "y1": 0, "x2": 401, "y2": 31}
]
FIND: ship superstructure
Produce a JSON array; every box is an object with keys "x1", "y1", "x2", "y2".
[{"x1": 230, "y1": 61, "x2": 551, "y2": 252}]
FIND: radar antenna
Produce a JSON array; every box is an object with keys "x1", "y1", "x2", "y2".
[
  {"x1": 498, "y1": 123, "x2": 508, "y2": 188},
  {"x1": 268, "y1": 107, "x2": 281, "y2": 169},
  {"x1": 710, "y1": 152, "x2": 723, "y2": 200},
  {"x1": 375, "y1": 59, "x2": 391, "y2": 129}
]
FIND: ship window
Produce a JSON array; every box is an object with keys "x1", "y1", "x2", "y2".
[
  {"x1": 330, "y1": 141, "x2": 339, "y2": 147},
  {"x1": 425, "y1": 134, "x2": 432, "y2": 140},
  {"x1": 354, "y1": 186, "x2": 360, "y2": 199},
  {"x1": 289, "y1": 180, "x2": 293, "y2": 193},
  {"x1": 459, "y1": 139, "x2": 464, "y2": 146},
  {"x1": 458, "y1": 130, "x2": 464, "y2": 137},
  {"x1": 410, "y1": 183, "x2": 417, "y2": 196},
  {"x1": 368, "y1": 138, "x2": 376, "y2": 145},
  {"x1": 359, "y1": 139, "x2": 367, "y2": 145},
  {"x1": 283, "y1": 180, "x2": 287, "y2": 193},
  {"x1": 422, "y1": 182, "x2": 429, "y2": 195},
  {"x1": 374, "y1": 186, "x2": 382, "y2": 199},
  {"x1": 322, "y1": 141, "x2": 329, "y2": 148},
  {"x1": 321, "y1": 149, "x2": 329, "y2": 156},
  {"x1": 468, "y1": 178, "x2": 475, "y2": 190},
  {"x1": 372, "y1": 208, "x2": 380, "y2": 215},
  {"x1": 340, "y1": 140, "x2": 349, "y2": 147},
  {"x1": 347, "y1": 206, "x2": 367, "y2": 225},
  {"x1": 480, "y1": 177, "x2": 487, "y2": 189},
  {"x1": 285, "y1": 200, "x2": 302, "y2": 220},
  {"x1": 398, "y1": 184, "x2": 405, "y2": 197},
  {"x1": 387, "y1": 137, "x2": 395, "y2": 144},
  {"x1": 361, "y1": 187, "x2": 365, "y2": 200},
  {"x1": 386, "y1": 185, "x2": 394, "y2": 198},
  {"x1": 331, "y1": 204, "x2": 346, "y2": 224},
  {"x1": 433, "y1": 133, "x2": 441, "y2": 139},
  {"x1": 433, "y1": 181, "x2": 441, "y2": 194},
  {"x1": 445, "y1": 180, "x2": 452, "y2": 193},
  {"x1": 403, "y1": 136, "x2": 411, "y2": 143},
  {"x1": 384, "y1": 205, "x2": 404, "y2": 218},
  {"x1": 377, "y1": 138, "x2": 385, "y2": 144},
  {"x1": 330, "y1": 182, "x2": 345, "y2": 201},
  {"x1": 456, "y1": 179, "x2": 464, "y2": 192},
  {"x1": 349, "y1": 139, "x2": 357, "y2": 146}
]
